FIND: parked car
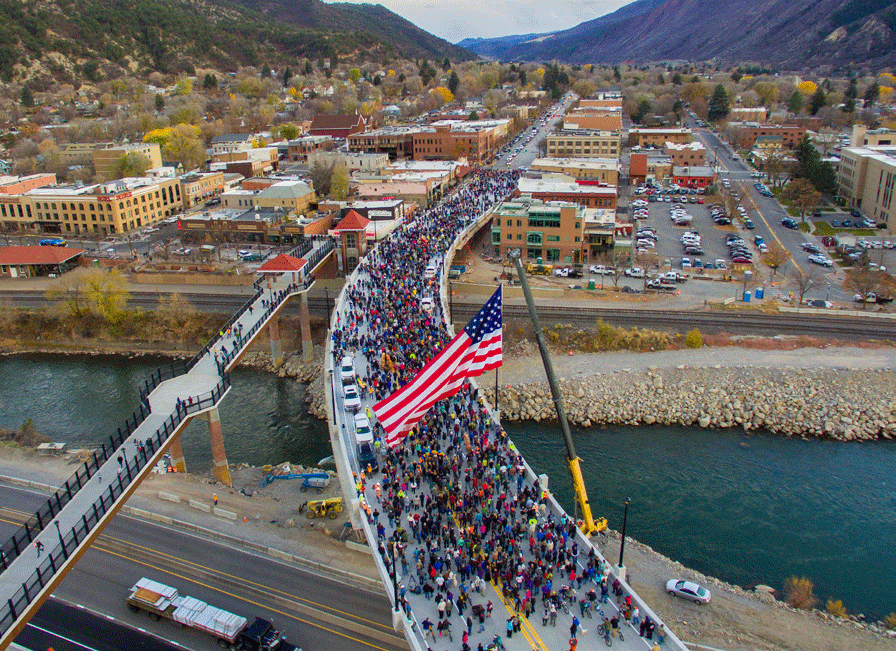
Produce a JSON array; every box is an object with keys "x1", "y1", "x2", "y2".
[
  {"x1": 666, "y1": 579, "x2": 711, "y2": 604},
  {"x1": 801, "y1": 243, "x2": 822, "y2": 254},
  {"x1": 743, "y1": 219, "x2": 755, "y2": 229},
  {"x1": 781, "y1": 218, "x2": 799, "y2": 230},
  {"x1": 808, "y1": 254, "x2": 834, "y2": 267},
  {"x1": 624, "y1": 267, "x2": 645, "y2": 278}
]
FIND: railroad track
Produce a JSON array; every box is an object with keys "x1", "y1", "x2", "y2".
[{"x1": 2, "y1": 290, "x2": 892, "y2": 341}]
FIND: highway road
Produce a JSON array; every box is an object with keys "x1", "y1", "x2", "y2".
[{"x1": 0, "y1": 483, "x2": 406, "y2": 651}]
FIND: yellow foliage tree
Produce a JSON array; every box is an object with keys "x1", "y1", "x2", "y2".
[
  {"x1": 175, "y1": 77, "x2": 193, "y2": 96},
  {"x1": 431, "y1": 86, "x2": 454, "y2": 104},
  {"x1": 143, "y1": 127, "x2": 173, "y2": 146},
  {"x1": 798, "y1": 80, "x2": 818, "y2": 95},
  {"x1": 387, "y1": 69, "x2": 395, "y2": 77},
  {"x1": 880, "y1": 86, "x2": 894, "y2": 103},
  {"x1": 287, "y1": 86, "x2": 299, "y2": 98},
  {"x1": 880, "y1": 72, "x2": 896, "y2": 87}
]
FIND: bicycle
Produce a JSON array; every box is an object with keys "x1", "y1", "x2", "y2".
[
  {"x1": 486, "y1": 634, "x2": 506, "y2": 651},
  {"x1": 602, "y1": 627, "x2": 612, "y2": 647}
]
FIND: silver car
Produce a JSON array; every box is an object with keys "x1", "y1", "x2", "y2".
[{"x1": 665, "y1": 579, "x2": 711, "y2": 604}]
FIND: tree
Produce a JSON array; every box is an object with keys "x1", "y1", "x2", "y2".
[
  {"x1": 809, "y1": 87, "x2": 827, "y2": 115},
  {"x1": 282, "y1": 66, "x2": 292, "y2": 87},
  {"x1": 844, "y1": 264, "x2": 896, "y2": 309},
  {"x1": 468, "y1": 110, "x2": 479, "y2": 121},
  {"x1": 163, "y1": 124, "x2": 205, "y2": 170},
  {"x1": 707, "y1": 84, "x2": 730, "y2": 122},
  {"x1": 731, "y1": 69, "x2": 743, "y2": 83},
  {"x1": 781, "y1": 178, "x2": 821, "y2": 222},
  {"x1": 431, "y1": 86, "x2": 453, "y2": 105},
  {"x1": 203, "y1": 73, "x2": 217, "y2": 89},
  {"x1": 843, "y1": 77, "x2": 858, "y2": 112},
  {"x1": 154, "y1": 94, "x2": 165, "y2": 112},
  {"x1": 348, "y1": 68, "x2": 361, "y2": 83},
  {"x1": 788, "y1": 90, "x2": 803, "y2": 114},
  {"x1": 46, "y1": 268, "x2": 130, "y2": 324},
  {"x1": 448, "y1": 70, "x2": 460, "y2": 95},
  {"x1": 761, "y1": 242, "x2": 790, "y2": 277},
  {"x1": 797, "y1": 80, "x2": 817, "y2": 95},
  {"x1": 309, "y1": 159, "x2": 336, "y2": 196},
  {"x1": 280, "y1": 123, "x2": 299, "y2": 140},
  {"x1": 763, "y1": 149, "x2": 786, "y2": 189},
  {"x1": 174, "y1": 77, "x2": 192, "y2": 96},
  {"x1": 671, "y1": 73, "x2": 682, "y2": 85},
  {"x1": 789, "y1": 266, "x2": 824, "y2": 305},
  {"x1": 115, "y1": 152, "x2": 152, "y2": 178},
  {"x1": 442, "y1": 58, "x2": 451, "y2": 71},
  {"x1": 784, "y1": 576, "x2": 818, "y2": 610},
  {"x1": 20, "y1": 85, "x2": 34, "y2": 108},
  {"x1": 864, "y1": 82, "x2": 880, "y2": 108},
  {"x1": 330, "y1": 165, "x2": 349, "y2": 200}
]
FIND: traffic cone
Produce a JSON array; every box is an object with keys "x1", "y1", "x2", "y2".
[{"x1": 243, "y1": 516, "x2": 248, "y2": 523}]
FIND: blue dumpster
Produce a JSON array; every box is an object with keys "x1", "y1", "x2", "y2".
[
  {"x1": 743, "y1": 290, "x2": 752, "y2": 302},
  {"x1": 755, "y1": 286, "x2": 764, "y2": 299}
]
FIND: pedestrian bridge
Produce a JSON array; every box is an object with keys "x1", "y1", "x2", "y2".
[{"x1": 0, "y1": 238, "x2": 335, "y2": 648}]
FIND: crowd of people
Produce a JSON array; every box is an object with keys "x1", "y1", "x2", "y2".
[{"x1": 333, "y1": 168, "x2": 667, "y2": 651}]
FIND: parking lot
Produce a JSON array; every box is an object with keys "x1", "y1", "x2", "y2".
[{"x1": 633, "y1": 195, "x2": 761, "y2": 273}]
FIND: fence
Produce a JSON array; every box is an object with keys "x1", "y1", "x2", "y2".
[{"x1": 0, "y1": 372, "x2": 231, "y2": 638}]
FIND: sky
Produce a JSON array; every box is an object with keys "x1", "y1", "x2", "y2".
[{"x1": 330, "y1": 0, "x2": 632, "y2": 43}]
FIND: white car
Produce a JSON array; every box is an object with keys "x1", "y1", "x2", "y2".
[
  {"x1": 666, "y1": 579, "x2": 711, "y2": 604},
  {"x1": 339, "y1": 356, "x2": 356, "y2": 383},
  {"x1": 589, "y1": 265, "x2": 613, "y2": 275},
  {"x1": 554, "y1": 267, "x2": 569, "y2": 277},
  {"x1": 808, "y1": 254, "x2": 834, "y2": 267},
  {"x1": 624, "y1": 267, "x2": 645, "y2": 278},
  {"x1": 343, "y1": 383, "x2": 362, "y2": 412}
]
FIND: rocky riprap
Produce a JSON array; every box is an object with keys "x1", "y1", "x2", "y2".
[{"x1": 483, "y1": 365, "x2": 896, "y2": 441}]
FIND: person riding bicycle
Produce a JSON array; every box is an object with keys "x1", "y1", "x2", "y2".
[{"x1": 602, "y1": 617, "x2": 612, "y2": 638}]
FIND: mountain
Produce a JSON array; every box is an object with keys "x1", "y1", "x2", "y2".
[
  {"x1": 460, "y1": 0, "x2": 896, "y2": 71},
  {"x1": 0, "y1": 0, "x2": 473, "y2": 82}
]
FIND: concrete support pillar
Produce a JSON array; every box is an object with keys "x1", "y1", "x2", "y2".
[
  {"x1": 204, "y1": 406, "x2": 232, "y2": 486},
  {"x1": 268, "y1": 317, "x2": 284, "y2": 369},
  {"x1": 168, "y1": 431, "x2": 187, "y2": 473},
  {"x1": 299, "y1": 292, "x2": 313, "y2": 362}
]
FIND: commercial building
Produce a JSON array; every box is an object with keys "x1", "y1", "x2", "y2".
[
  {"x1": 0, "y1": 245, "x2": 85, "y2": 278},
  {"x1": 348, "y1": 125, "x2": 419, "y2": 160},
  {"x1": 664, "y1": 142, "x2": 706, "y2": 167},
  {"x1": 629, "y1": 128, "x2": 692, "y2": 148},
  {"x1": 211, "y1": 134, "x2": 255, "y2": 156},
  {"x1": 354, "y1": 180, "x2": 437, "y2": 208},
  {"x1": 851, "y1": 125, "x2": 896, "y2": 147},
  {"x1": 307, "y1": 151, "x2": 389, "y2": 172},
  {"x1": 318, "y1": 199, "x2": 407, "y2": 224},
  {"x1": 491, "y1": 197, "x2": 586, "y2": 263},
  {"x1": 579, "y1": 93, "x2": 623, "y2": 109},
  {"x1": 92, "y1": 143, "x2": 163, "y2": 181},
  {"x1": 225, "y1": 180, "x2": 316, "y2": 216},
  {"x1": 727, "y1": 123, "x2": 806, "y2": 149},
  {"x1": 563, "y1": 111, "x2": 623, "y2": 132},
  {"x1": 629, "y1": 153, "x2": 673, "y2": 185},
  {"x1": 0, "y1": 174, "x2": 182, "y2": 235},
  {"x1": 412, "y1": 119, "x2": 509, "y2": 163},
  {"x1": 837, "y1": 146, "x2": 896, "y2": 230},
  {"x1": 287, "y1": 136, "x2": 333, "y2": 162},
  {"x1": 57, "y1": 142, "x2": 114, "y2": 166},
  {"x1": 516, "y1": 178, "x2": 617, "y2": 210},
  {"x1": 530, "y1": 158, "x2": 619, "y2": 185},
  {"x1": 672, "y1": 165, "x2": 716, "y2": 188},
  {"x1": 180, "y1": 172, "x2": 225, "y2": 207},
  {"x1": 545, "y1": 130, "x2": 621, "y2": 158},
  {"x1": 729, "y1": 107, "x2": 767, "y2": 123},
  {"x1": 309, "y1": 114, "x2": 367, "y2": 139},
  {"x1": 0, "y1": 173, "x2": 57, "y2": 195},
  {"x1": 178, "y1": 206, "x2": 331, "y2": 245}
]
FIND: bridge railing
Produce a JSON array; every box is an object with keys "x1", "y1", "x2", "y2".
[
  {"x1": 0, "y1": 400, "x2": 151, "y2": 574},
  {"x1": 139, "y1": 359, "x2": 189, "y2": 407},
  {"x1": 187, "y1": 287, "x2": 264, "y2": 372},
  {"x1": 0, "y1": 372, "x2": 232, "y2": 638}
]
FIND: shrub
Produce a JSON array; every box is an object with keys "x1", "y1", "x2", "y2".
[
  {"x1": 825, "y1": 599, "x2": 846, "y2": 618},
  {"x1": 685, "y1": 328, "x2": 704, "y2": 348},
  {"x1": 885, "y1": 613, "x2": 896, "y2": 630},
  {"x1": 783, "y1": 576, "x2": 818, "y2": 610}
]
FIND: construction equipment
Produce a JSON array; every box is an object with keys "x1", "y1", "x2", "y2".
[
  {"x1": 302, "y1": 497, "x2": 343, "y2": 519},
  {"x1": 260, "y1": 470, "x2": 330, "y2": 492},
  {"x1": 511, "y1": 249, "x2": 607, "y2": 537},
  {"x1": 525, "y1": 262, "x2": 553, "y2": 275}
]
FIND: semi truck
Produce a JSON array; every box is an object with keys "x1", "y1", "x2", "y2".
[{"x1": 126, "y1": 577, "x2": 299, "y2": 650}]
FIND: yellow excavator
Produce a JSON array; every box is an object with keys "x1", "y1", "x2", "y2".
[{"x1": 511, "y1": 251, "x2": 607, "y2": 536}]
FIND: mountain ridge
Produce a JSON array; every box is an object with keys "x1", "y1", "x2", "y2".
[{"x1": 459, "y1": 0, "x2": 896, "y2": 71}]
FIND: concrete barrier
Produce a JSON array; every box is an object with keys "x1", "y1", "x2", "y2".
[
  {"x1": 213, "y1": 507, "x2": 237, "y2": 520},
  {"x1": 188, "y1": 498, "x2": 211, "y2": 512},
  {"x1": 158, "y1": 491, "x2": 181, "y2": 503},
  {"x1": 345, "y1": 539, "x2": 373, "y2": 555}
]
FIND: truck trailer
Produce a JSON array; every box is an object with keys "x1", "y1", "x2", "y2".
[{"x1": 126, "y1": 577, "x2": 298, "y2": 650}]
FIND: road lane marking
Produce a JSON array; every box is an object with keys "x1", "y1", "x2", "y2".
[{"x1": 26, "y1": 623, "x2": 98, "y2": 651}]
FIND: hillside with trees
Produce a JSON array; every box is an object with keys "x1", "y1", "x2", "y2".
[{"x1": 0, "y1": 0, "x2": 473, "y2": 85}]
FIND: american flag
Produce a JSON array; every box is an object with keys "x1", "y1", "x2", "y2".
[{"x1": 373, "y1": 285, "x2": 503, "y2": 447}]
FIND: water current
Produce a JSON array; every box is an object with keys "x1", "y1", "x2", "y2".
[{"x1": 0, "y1": 353, "x2": 894, "y2": 618}]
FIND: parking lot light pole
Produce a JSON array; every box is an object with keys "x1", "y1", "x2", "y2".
[{"x1": 617, "y1": 497, "x2": 631, "y2": 581}]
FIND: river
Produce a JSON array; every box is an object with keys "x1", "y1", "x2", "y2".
[{"x1": 0, "y1": 353, "x2": 894, "y2": 619}]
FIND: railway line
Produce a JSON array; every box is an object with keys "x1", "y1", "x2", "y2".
[{"x1": 1, "y1": 289, "x2": 893, "y2": 341}]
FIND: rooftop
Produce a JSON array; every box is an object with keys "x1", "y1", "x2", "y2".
[
  {"x1": 0, "y1": 246, "x2": 85, "y2": 266},
  {"x1": 518, "y1": 178, "x2": 617, "y2": 195},
  {"x1": 531, "y1": 157, "x2": 619, "y2": 170},
  {"x1": 256, "y1": 180, "x2": 315, "y2": 200},
  {"x1": 673, "y1": 165, "x2": 715, "y2": 176}
]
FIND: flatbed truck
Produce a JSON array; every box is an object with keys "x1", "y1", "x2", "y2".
[{"x1": 126, "y1": 577, "x2": 299, "y2": 651}]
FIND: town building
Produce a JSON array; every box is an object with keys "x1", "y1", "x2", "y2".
[
  {"x1": 0, "y1": 174, "x2": 57, "y2": 195},
  {"x1": 837, "y1": 146, "x2": 896, "y2": 230},
  {"x1": 545, "y1": 130, "x2": 621, "y2": 158},
  {"x1": 57, "y1": 142, "x2": 114, "y2": 166},
  {"x1": 629, "y1": 128, "x2": 692, "y2": 148},
  {"x1": 629, "y1": 152, "x2": 673, "y2": 185},
  {"x1": 729, "y1": 107, "x2": 767, "y2": 123},
  {"x1": 210, "y1": 134, "x2": 255, "y2": 156},
  {"x1": 318, "y1": 199, "x2": 407, "y2": 224},
  {"x1": 348, "y1": 125, "x2": 419, "y2": 160},
  {"x1": 529, "y1": 158, "x2": 620, "y2": 185},
  {"x1": 726, "y1": 122, "x2": 806, "y2": 149},
  {"x1": 307, "y1": 151, "x2": 390, "y2": 173},
  {"x1": 516, "y1": 178, "x2": 617, "y2": 210},
  {"x1": 851, "y1": 125, "x2": 896, "y2": 147},
  {"x1": 491, "y1": 197, "x2": 586, "y2": 264},
  {"x1": 180, "y1": 172, "x2": 225, "y2": 208},
  {"x1": 0, "y1": 174, "x2": 183, "y2": 235},
  {"x1": 664, "y1": 141, "x2": 706, "y2": 167},
  {"x1": 92, "y1": 143, "x2": 163, "y2": 182},
  {"x1": 562, "y1": 110, "x2": 623, "y2": 132},
  {"x1": 287, "y1": 135, "x2": 333, "y2": 162},
  {"x1": 331, "y1": 209, "x2": 370, "y2": 273},
  {"x1": 0, "y1": 245, "x2": 85, "y2": 278},
  {"x1": 578, "y1": 93, "x2": 624, "y2": 109},
  {"x1": 412, "y1": 119, "x2": 509, "y2": 163},
  {"x1": 353, "y1": 179, "x2": 437, "y2": 208},
  {"x1": 672, "y1": 165, "x2": 717, "y2": 188},
  {"x1": 177, "y1": 206, "x2": 332, "y2": 246},
  {"x1": 309, "y1": 114, "x2": 367, "y2": 139}
]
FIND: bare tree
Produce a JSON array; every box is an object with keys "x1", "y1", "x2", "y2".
[
  {"x1": 781, "y1": 178, "x2": 821, "y2": 223},
  {"x1": 604, "y1": 249, "x2": 630, "y2": 288},
  {"x1": 636, "y1": 251, "x2": 660, "y2": 292},
  {"x1": 843, "y1": 264, "x2": 896, "y2": 309},
  {"x1": 789, "y1": 266, "x2": 825, "y2": 304}
]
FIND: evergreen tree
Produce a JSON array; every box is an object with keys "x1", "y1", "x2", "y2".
[
  {"x1": 864, "y1": 82, "x2": 880, "y2": 108},
  {"x1": 283, "y1": 66, "x2": 292, "y2": 87},
  {"x1": 844, "y1": 78, "x2": 858, "y2": 113},
  {"x1": 657, "y1": 74, "x2": 665, "y2": 84},
  {"x1": 787, "y1": 90, "x2": 803, "y2": 114},
  {"x1": 442, "y1": 57, "x2": 450, "y2": 71},
  {"x1": 303, "y1": 60, "x2": 313, "y2": 76},
  {"x1": 448, "y1": 70, "x2": 460, "y2": 94},
  {"x1": 731, "y1": 69, "x2": 743, "y2": 83},
  {"x1": 202, "y1": 73, "x2": 217, "y2": 89},
  {"x1": 672, "y1": 72, "x2": 682, "y2": 85},
  {"x1": 809, "y1": 87, "x2": 826, "y2": 115},
  {"x1": 261, "y1": 64, "x2": 271, "y2": 79},
  {"x1": 519, "y1": 70, "x2": 526, "y2": 87},
  {"x1": 20, "y1": 85, "x2": 33, "y2": 107},
  {"x1": 155, "y1": 94, "x2": 165, "y2": 112},
  {"x1": 613, "y1": 66, "x2": 621, "y2": 81},
  {"x1": 707, "y1": 84, "x2": 730, "y2": 122}
]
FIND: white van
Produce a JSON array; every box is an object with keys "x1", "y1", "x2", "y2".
[
  {"x1": 354, "y1": 413, "x2": 373, "y2": 444},
  {"x1": 339, "y1": 356, "x2": 355, "y2": 383},
  {"x1": 424, "y1": 264, "x2": 438, "y2": 280}
]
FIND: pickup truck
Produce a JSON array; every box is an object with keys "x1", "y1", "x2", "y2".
[{"x1": 659, "y1": 271, "x2": 688, "y2": 283}]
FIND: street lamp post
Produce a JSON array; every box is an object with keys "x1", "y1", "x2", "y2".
[
  {"x1": 54, "y1": 521, "x2": 67, "y2": 558},
  {"x1": 617, "y1": 497, "x2": 631, "y2": 582}
]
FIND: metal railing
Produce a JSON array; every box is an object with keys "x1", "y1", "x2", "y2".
[{"x1": 0, "y1": 372, "x2": 231, "y2": 637}]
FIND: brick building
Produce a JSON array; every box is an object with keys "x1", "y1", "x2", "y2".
[
  {"x1": 672, "y1": 165, "x2": 716, "y2": 188},
  {"x1": 629, "y1": 153, "x2": 672, "y2": 185},
  {"x1": 629, "y1": 128, "x2": 692, "y2": 148},
  {"x1": 348, "y1": 125, "x2": 419, "y2": 160},
  {"x1": 491, "y1": 198, "x2": 586, "y2": 263},
  {"x1": 664, "y1": 142, "x2": 706, "y2": 167},
  {"x1": 545, "y1": 130, "x2": 621, "y2": 158},
  {"x1": 727, "y1": 123, "x2": 806, "y2": 149},
  {"x1": 287, "y1": 136, "x2": 333, "y2": 162},
  {"x1": 309, "y1": 114, "x2": 367, "y2": 139},
  {"x1": 180, "y1": 172, "x2": 225, "y2": 207},
  {"x1": 529, "y1": 158, "x2": 620, "y2": 185},
  {"x1": 516, "y1": 178, "x2": 617, "y2": 209}
]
